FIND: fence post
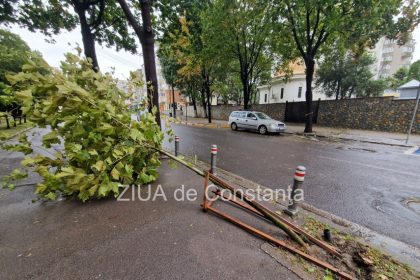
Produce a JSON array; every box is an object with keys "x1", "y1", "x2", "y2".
[
  {"x1": 285, "y1": 166, "x2": 306, "y2": 216},
  {"x1": 284, "y1": 101, "x2": 288, "y2": 122},
  {"x1": 174, "y1": 136, "x2": 180, "y2": 156}
]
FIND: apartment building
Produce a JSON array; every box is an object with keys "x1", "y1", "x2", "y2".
[{"x1": 370, "y1": 36, "x2": 415, "y2": 79}]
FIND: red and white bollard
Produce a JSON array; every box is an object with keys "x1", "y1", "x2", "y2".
[
  {"x1": 210, "y1": 145, "x2": 218, "y2": 174},
  {"x1": 175, "y1": 136, "x2": 180, "y2": 156},
  {"x1": 285, "y1": 166, "x2": 306, "y2": 216}
]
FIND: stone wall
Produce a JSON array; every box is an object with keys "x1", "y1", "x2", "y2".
[
  {"x1": 317, "y1": 97, "x2": 420, "y2": 133},
  {"x1": 192, "y1": 97, "x2": 420, "y2": 134}
]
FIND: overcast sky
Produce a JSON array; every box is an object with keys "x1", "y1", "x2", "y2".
[
  {"x1": 4, "y1": 24, "x2": 420, "y2": 79},
  {"x1": 8, "y1": 25, "x2": 144, "y2": 80}
]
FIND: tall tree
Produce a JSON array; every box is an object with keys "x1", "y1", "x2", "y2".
[
  {"x1": 0, "y1": 29, "x2": 31, "y2": 111},
  {"x1": 158, "y1": 1, "x2": 217, "y2": 123},
  {"x1": 202, "y1": 0, "x2": 272, "y2": 109},
  {"x1": 316, "y1": 51, "x2": 385, "y2": 99},
  {"x1": 407, "y1": 60, "x2": 420, "y2": 81},
  {"x1": 158, "y1": 47, "x2": 179, "y2": 118},
  {"x1": 2, "y1": 0, "x2": 136, "y2": 71},
  {"x1": 117, "y1": 0, "x2": 161, "y2": 127},
  {"x1": 273, "y1": 0, "x2": 420, "y2": 132}
]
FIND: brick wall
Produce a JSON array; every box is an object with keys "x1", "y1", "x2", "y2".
[{"x1": 192, "y1": 97, "x2": 420, "y2": 134}]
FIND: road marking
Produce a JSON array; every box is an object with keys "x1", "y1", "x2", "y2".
[
  {"x1": 404, "y1": 146, "x2": 420, "y2": 156},
  {"x1": 317, "y1": 155, "x2": 420, "y2": 178}
]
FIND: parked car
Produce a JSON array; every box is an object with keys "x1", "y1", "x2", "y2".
[{"x1": 228, "y1": 111, "x2": 286, "y2": 135}]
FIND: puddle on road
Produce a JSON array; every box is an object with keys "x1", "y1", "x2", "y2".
[{"x1": 404, "y1": 198, "x2": 420, "y2": 215}]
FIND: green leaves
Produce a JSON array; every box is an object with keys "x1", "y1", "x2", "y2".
[
  {"x1": 3, "y1": 51, "x2": 163, "y2": 202},
  {"x1": 42, "y1": 130, "x2": 60, "y2": 148}
]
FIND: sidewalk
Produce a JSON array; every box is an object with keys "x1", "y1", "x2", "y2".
[
  {"x1": 0, "y1": 159, "x2": 300, "y2": 280},
  {"x1": 173, "y1": 117, "x2": 420, "y2": 147}
]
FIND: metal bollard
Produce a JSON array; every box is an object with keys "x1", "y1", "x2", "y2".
[
  {"x1": 175, "y1": 136, "x2": 180, "y2": 156},
  {"x1": 210, "y1": 145, "x2": 218, "y2": 174},
  {"x1": 285, "y1": 166, "x2": 306, "y2": 216}
]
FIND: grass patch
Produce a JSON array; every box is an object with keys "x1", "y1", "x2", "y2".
[
  {"x1": 0, "y1": 121, "x2": 33, "y2": 140},
  {"x1": 302, "y1": 217, "x2": 420, "y2": 279}
]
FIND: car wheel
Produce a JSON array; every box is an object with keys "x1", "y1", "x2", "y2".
[
  {"x1": 258, "y1": 125, "x2": 267, "y2": 135},
  {"x1": 231, "y1": 122, "x2": 238, "y2": 131}
]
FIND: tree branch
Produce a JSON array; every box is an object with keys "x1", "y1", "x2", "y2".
[
  {"x1": 117, "y1": 0, "x2": 143, "y2": 41},
  {"x1": 285, "y1": 1, "x2": 306, "y2": 58},
  {"x1": 89, "y1": 0, "x2": 105, "y2": 31}
]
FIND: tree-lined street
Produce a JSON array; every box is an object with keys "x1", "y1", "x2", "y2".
[
  {"x1": 165, "y1": 124, "x2": 420, "y2": 248},
  {"x1": 2, "y1": 0, "x2": 420, "y2": 278}
]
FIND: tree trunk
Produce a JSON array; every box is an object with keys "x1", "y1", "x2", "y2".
[
  {"x1": 73, "y1": 2, "x2": 99, "y2": 71},
  {"x1": 200, "y1": 90, "x2": 208, "y2": 118},
  {"x1": 171, "y1": 83, "x2": 176, "y2": 118},
  {"x1": 139, "y1": 0, "x2": 161, "y2": 128},
  {"x1": 304, "y1": 58, "x2": 315, "y2": 133},
  {"x1": 117, "y1": 0, "x2": 161, "y2": 128},
  {"x1": 335, "y1": 81, "x2": 340, "y2": 100},
  {"x1": 241, "y1": 73, "x2": 250, "y2": 110},
  {"x1": 206, "y1": 90, "x2": 212, "y2": 123},
  {"x1": 192, "y1": 93, "x2": 198, "y2": 117}
]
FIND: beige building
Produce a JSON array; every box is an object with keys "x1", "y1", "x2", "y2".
[
  {"x1": 370, "y1": 36, "x2": 415, "y2": 79},
  {"x1": 258, "y1": 62, "x2": 330, "y2": 104}
]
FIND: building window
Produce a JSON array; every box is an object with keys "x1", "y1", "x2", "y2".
[
  {"x1": 264, "y1": 93, "x2": 267, "y2": 103},
  {"x1": 298, "y1": 87, "x2": 302, "y2": 98},
  {"x1": 281, "y1": 88, "x2": 284, "y2": 99}
]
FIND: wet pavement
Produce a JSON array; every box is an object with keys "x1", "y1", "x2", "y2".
[
  {"x1": 164, "y1": 124, "x2": 420, "y2": 249},
  {"x1": 0, "y1": 157, "x2": 299, "y2": 280}
]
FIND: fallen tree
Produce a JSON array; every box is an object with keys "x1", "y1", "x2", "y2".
[{"x1": 1, "y1": 51, "x2": 164, "y2": 201}]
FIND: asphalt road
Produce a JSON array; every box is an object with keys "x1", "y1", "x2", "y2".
[{"x1": 164, "y1": 124, "x2": 420, "y2": 249}]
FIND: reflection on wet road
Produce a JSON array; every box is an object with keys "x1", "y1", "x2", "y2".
[{"x1": 164, "y1": 124, "x2": 420, "y2": 248}]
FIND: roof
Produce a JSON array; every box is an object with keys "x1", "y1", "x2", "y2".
[
  {"x1": 274, "y1": 61, "x2": 307, "y2": 77},
  {"x1": 397, "y1": 79, "x2": 420, "y2": 90}
]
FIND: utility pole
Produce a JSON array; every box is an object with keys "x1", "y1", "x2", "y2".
[{"x1": 406, "y1": 84, "x2": 420, "y2": 144}]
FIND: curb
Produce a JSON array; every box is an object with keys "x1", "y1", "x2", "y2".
[
  {"x1": 0, "y1": 126, "x2": 34, "y2": 143},
  {"x1": 173, "y1": 119, "x2": 417, "y2": 147},
  {"x1": 290, "y1": 131, "x2": 416, "y2": 148},
  {"x1": 178, "y1": 154, "x2": 420, "y2": 271},
  {"x1": 173, "y1": 121, "x2": 230, "y2": 129}
]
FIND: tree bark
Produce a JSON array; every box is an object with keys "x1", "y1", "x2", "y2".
[
  {"x1": 241, "y1": 71, "x2": 251, "y2": 110},
  {"x1": 171, "y1": 83, "x2": 176, "y2": 118},
  {"x1": 335, "y1": 81, "x2": 340, "y2": 100},
  {"x1": 117, "y1": 0, "x2": 161, "y2": 128},
  {"x1": 206, "y1": 89, "x2": 212, "y2": 124},
  {"x1": 73, "y1": 1, "x2": 99, "y2": 71},
  {"x1": 200, "y1": 90, "x2": 208, "y2": 119},
  {"x1": 304, "y1": 58, "x2": 315, "y2": 133},
  {"x1": 139, "y1": 0, "x2": 161, "y2": 127},
  {"x1": 202, "y1": 71, "x2": 212, "y2": 123},
  {"x1": 192, "y1": 93, "x2": 198, "y2": 117}
]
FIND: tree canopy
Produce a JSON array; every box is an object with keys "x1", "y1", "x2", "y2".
[
  {"x1": 2, "y1": 0, "x2": 137, "y2": 70},
  {"x1": 1, "y1": 51, "x2": 163, "y2": 201},
  {"x1": 272, "y1": 0, "x2": 420, "y2": 132},
  {"x1": 316, "y1": 51, "x2": 386, "y2": 99},
  {"x1": 201, "y1": 0, "x2": 273, "y2": 109},
  {"x1": 0, "y1": 29, "x2": 32, "y2": 111}
]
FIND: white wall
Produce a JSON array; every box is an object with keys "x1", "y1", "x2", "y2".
[{"x1": 258, "y1": 75, "x2": 328, "y2": 104}]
